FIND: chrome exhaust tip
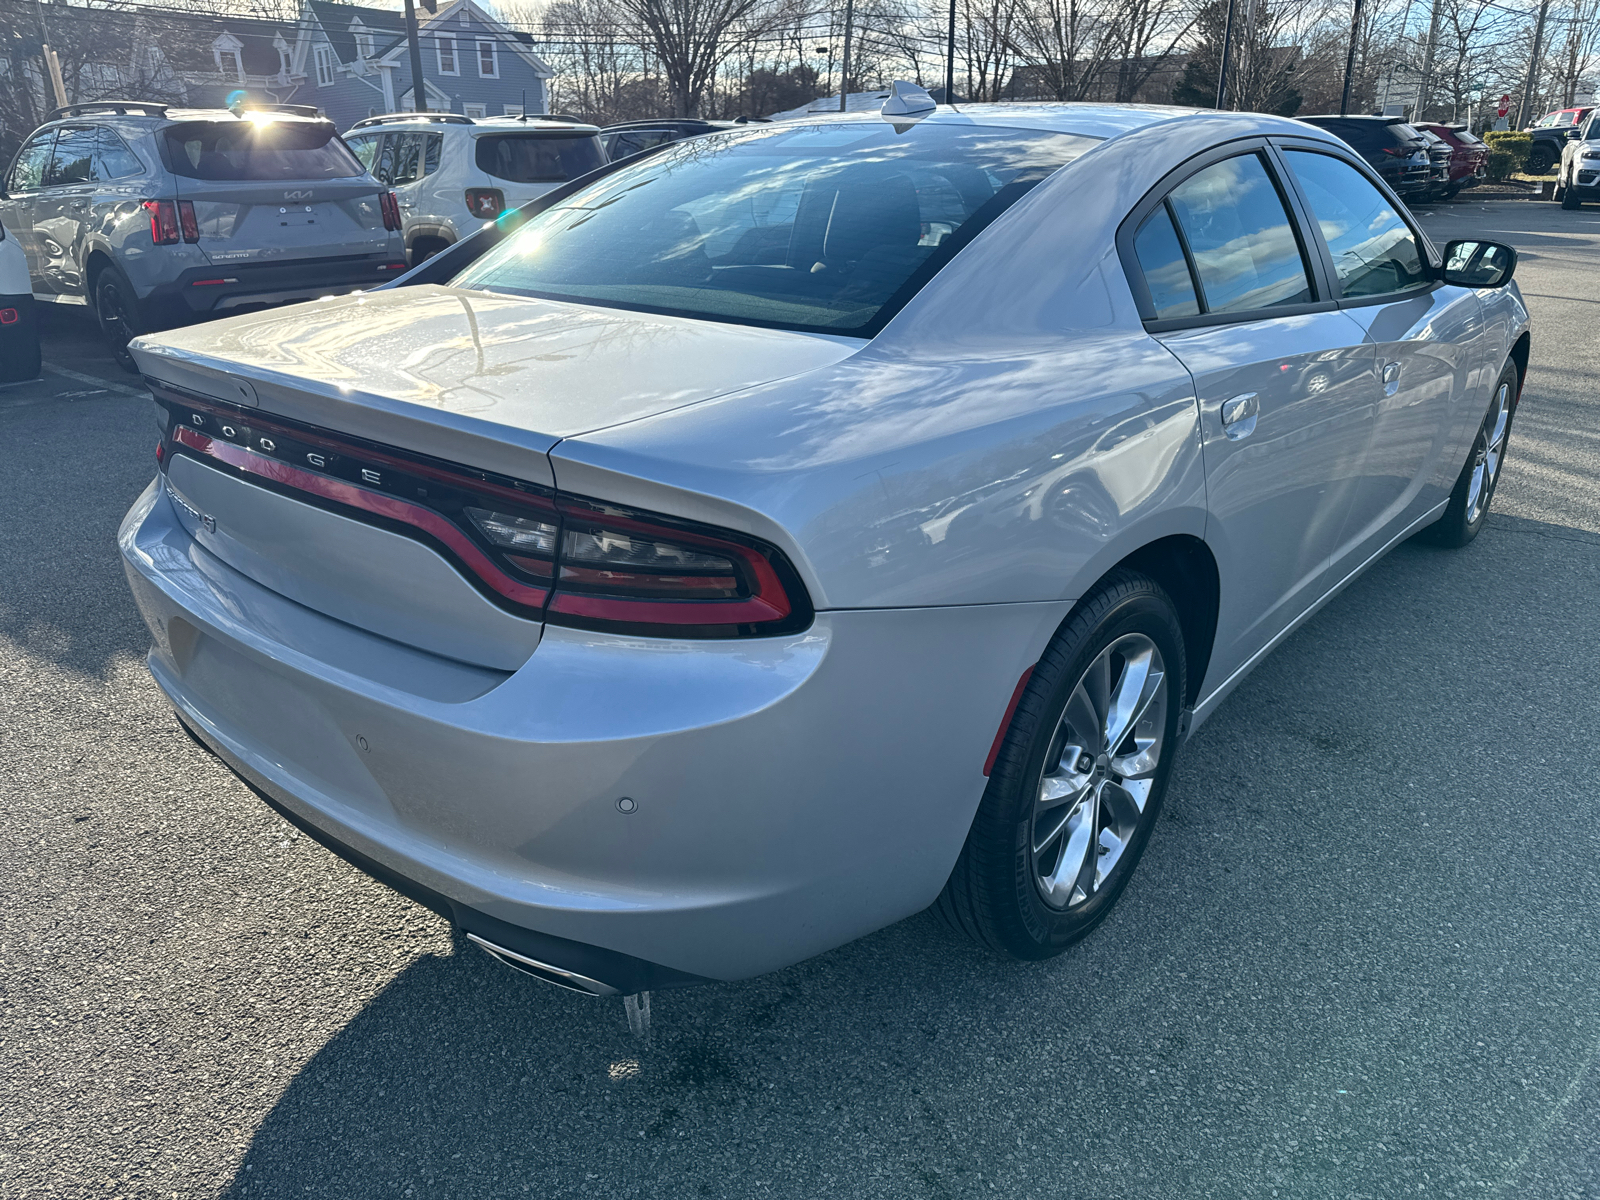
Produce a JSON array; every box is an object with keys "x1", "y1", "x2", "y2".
[{"x1": 466, "y1": 932, "x2": 621, "y2": 997}]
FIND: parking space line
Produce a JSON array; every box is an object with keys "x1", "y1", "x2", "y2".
[{"x1": 42, "y1": 364, "x2": 147, "y2": 399}]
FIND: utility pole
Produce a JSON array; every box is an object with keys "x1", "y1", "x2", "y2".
[
  {"x1": 1215, "y1": 0, "x2": 1237, "y2": 110},
  {"x1": 945, "y1": 0, "x2": 957, "y2": 102},
  {"x1": 403, "y1": 0, "x2": 428, "y2": 112},
  {"x1": 1416, "y1": 0, "x2": 1442, "y2": 119},
  {"x1": 1518, "y1": 0, "x2": 1552, "y2": 128},
  {"x1": 1339, "y1": 0, "x2": 1365, "y2": 116},
  {"x1": 33, "y1": 0, "x2": 68, "y2": 111},
  {"x1": 839, "y1": 0, "x2": 855, "y2": 111}
]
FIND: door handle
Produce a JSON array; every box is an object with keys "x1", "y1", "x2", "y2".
[
  {"x1": 1382, "y1": 361, "x2": 1401, "y2": 397},
  {"x1": 1220, "y1": 392, "x2": 1258, "y2": 440}
]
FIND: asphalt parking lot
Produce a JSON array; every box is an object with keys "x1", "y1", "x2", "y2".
[{"x1": 3, "y1": 198, "x2": 1599, "y2": 1200}]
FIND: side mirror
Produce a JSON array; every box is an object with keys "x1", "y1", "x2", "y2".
[
  {"x1": 1567, "y1": 127, "x2": 1583, "y2": 140},
  {"x1": 1441, "y1": 239, "x2": 1516, "y2": 288}
]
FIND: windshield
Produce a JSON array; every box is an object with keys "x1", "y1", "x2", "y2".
[
  {"x1": 161, "y1": 120, "x2": 363, "y2": 181},
  {"x1": 453, "y1": 122, "x2": 1097, "y2": 336},
  {"x1": 474, "y1": 133, "x2": 606, "y2": 183}
]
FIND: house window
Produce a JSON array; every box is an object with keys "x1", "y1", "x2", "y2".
[
  {"x1": 220, "y1": 50, "x2": 243, "y2": 81},
  {"x1": 502, "y1": 104, "x2": 523, "y2": 117},
  {"x1": 464, "y1": 103, "x2": 486, "y2": 119},
  {"x1": 476, "y1": 39, "x2": 496, "y2": 78},
  {"x1": 314, "y1": 44, "x2": 335, "y2": 87},
  {"x1": 437, "y1": 35, "x2": 458, "y2": 75},
  {"x1": 356, "y1": 31, "x2": 374, "y2": 59}
]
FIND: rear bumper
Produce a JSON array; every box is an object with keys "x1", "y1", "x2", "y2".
[
  {"x1": 119, "y1": 478, "x2": 1063, "y2": 982},
  {"x1": 144, "y1": 255, "x2": 408, "y2": 320}
]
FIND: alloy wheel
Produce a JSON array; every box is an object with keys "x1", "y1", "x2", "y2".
[
  {"x1": 1030, "y1": 633, "x2": 1169, "y2": 910},
  {"x1": 1465, "y1": 380, "x2": 1511, "y2": 525}
]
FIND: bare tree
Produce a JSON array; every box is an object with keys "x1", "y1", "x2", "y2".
[{"x1": 610, "y1": 0, "x2": 785, "y2": 115}]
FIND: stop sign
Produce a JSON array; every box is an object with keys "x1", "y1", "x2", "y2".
[{"x1": 1499, "y1": 94, "x2": 1510, "y2": 117}]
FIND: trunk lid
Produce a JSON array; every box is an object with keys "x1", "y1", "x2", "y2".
[{"x1": 132, "y1": 287, "x2": 856, "y2": 665}]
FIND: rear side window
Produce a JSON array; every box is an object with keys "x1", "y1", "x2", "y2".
[
  {"x1": 1284, "y1": 150, "x2": 1428, "y2": 299},
  {"x1": 1164, "y1": 153, "x2": 1313, "y2": 315},
  {"x1": 1132, "y1": 204, "x2": 1199, "y2": 319},
  {"x1": 475, "y1": 133, "x2": 605, "y2": 183},
  {"x1": 94, "y1": 129, "x2": 144, "y2": 178},
  {"x1": 160, "y1": 120, "x2": 363, "y2": 181},
  {"x1": 8, "y1": 132, "x2": 55, "y2": 191}
]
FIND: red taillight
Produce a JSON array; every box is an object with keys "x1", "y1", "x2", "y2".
[
  {"x1": 177, "y1": 199, "x2": 200, "y2": 243},
  {"x1": 465, "y1": 188, "x2": 505, "y2": 219},
  {"x1": 161, "y1": 394, "x2": 809, "y2": 637},
  {"x1": 156, "y1": 438, "x2": 166, "y2": 466},
  {"x1": 0, "y1": 308, "x2": 17, "y2": 326},
  {"x1": 143, "y1": 199, "x2": 180, "y2": 245},
  {"x1": 380, "y1": 190, "x2": 401, "y2": 231}
]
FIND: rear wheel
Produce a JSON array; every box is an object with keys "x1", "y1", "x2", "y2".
[
  {"x1": 1425, "y1": 362, "x2": 1517, "y2": 549},
  {"x1": 935, "y1": 570, "x2": 1186, "y2": 959},
  {"x1": 1528, "y1": 145, "x2": 1556, "y2": 175},
  {"x1": 1562, "y1": 186, "x2": 1581, "y2": 210},
  {"x1": 94, "y1": 271, "x2": 145, "y2": 375}
]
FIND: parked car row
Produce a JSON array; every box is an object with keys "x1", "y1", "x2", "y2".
[
  {"x1": 1297, "y1": 114, "x2": 1487, "y2": 203},
  {"x1": 0, "y1": 99, "x2": 743, "y2": 369}
]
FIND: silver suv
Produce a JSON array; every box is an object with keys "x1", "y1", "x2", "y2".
[
  {"x1": 343, "y1": 113, "x2": 605, "y2": 265},
  {"x1": 0, "y1": 101, "x2": 406, "y2": 370}
]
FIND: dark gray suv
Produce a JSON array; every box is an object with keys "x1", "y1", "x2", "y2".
[{"x1": 0, "y1": 101, "x2": 405, "y2": 370}]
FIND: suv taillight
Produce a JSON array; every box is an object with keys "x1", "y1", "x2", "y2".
[
  {"x1": 143, "y1": 200, "x2": 180, "y2": 245},
  {"x1": 380, "y1": 190, "x2": 402, "y2": 231},
  {"x1": 465, "y1": 188, "x2": 505, "y2": 219},
  {"x1": 177, "y1": 199, "x2": 200, "y2": 242},
  {"x1": 159, "y1": 395, "x2": 810, "y2": 638}
]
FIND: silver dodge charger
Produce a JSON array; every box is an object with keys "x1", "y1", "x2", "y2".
[{"x1": 119, "y1": 98, "x2": 1529, "y2": 999}]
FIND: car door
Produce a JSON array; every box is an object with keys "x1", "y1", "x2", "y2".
[
  {"x1": 387, "y1": 132, "x2": 430, "y2": 235},
  {"x1": 1277, "y1": 144, "x2": 1481, "y2": 570},
  {"x1": 38, "y1": 125, "x2": 100, "y2": 297},
  {"x1": 1122, "y1": 145, "x2": 1379, "y2": 683},
  {"x1": 1, "y1": 130, "x2": 59, "y2": 295}
]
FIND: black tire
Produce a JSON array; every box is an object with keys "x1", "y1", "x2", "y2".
[
  {"x1": 1562, "y1": 186, "x2": 1581, "y2": 210},
  {"x1": 0, "y1": 294, "x2": 42, "y2": 382},
  {"x1": 94, "y1": 270, "x2": 145, "y2": 375},
  {"x1": 1528, "y1": 145, "x2": 1556, "y2": 175},
  {"x1": 935, "y1": 570, "x2": 1186, "y2": 959},
  {"x1": 1424, "y1": 361, "x2": 1518, "y2": 549},
  {"x1": 1443, "y1": 184, "x2": 1461, "y2": 200}
]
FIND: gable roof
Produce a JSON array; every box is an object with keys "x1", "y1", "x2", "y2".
[{"x1": 304, "y1": 0, "x2": 411, "y2": 65}]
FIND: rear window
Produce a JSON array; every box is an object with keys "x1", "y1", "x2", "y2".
[
  {"x1": 1452, "y1": 128, "x2": 1483, "y2": 145},
  {"x1": 474, "y1": 133, "x2": 606, "y2": 183},
  {"x1": 454, "y1": 122, "x2": 1097, "y2": 337},
  {"x1": 160, "y1": 120, "x2": 363, "y2": 181}
]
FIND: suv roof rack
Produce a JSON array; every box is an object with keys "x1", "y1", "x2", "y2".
[
  {"x1": 350, "y1": 112, "x2": 476, "y2": 129},
  {"x1": 47, "y1": 100, "x2": 168, "y2": 121}
]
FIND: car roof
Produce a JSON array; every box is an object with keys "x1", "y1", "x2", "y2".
[{"x1": 765, "y1": 102, "x2": 1344, "y2": 148}]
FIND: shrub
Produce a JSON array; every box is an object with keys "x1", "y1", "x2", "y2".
[{"x1": 1484, "y1": 130, "x2": 1531, "y2": 178}]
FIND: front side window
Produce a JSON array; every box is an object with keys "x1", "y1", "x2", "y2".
[
  {"x1": 455, "y1": 123, "x2": 1097, "y2": 336},
  {"x1": 7, "y1": 132, "x2": 55, "y2": 191},
  {"x1": 1163, "y1": 153, "x2": 1313, "y2": 315},
  {"x1": 1284, "y1": 149, "x2": 1428, "y2": 299},
  {"x1": 45, "y1": 127, "x2": 98, "y2": 185},
  {"x1": 160, "y1": 120, "x2": 363, "y2": 181},
  {"x1": 474, "y1": 132, "x2": 604, "y2": 182}
]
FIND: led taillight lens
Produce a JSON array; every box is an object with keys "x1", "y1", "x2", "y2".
[
  {"x1": 143, "y1": 199, "x2": 179, "y2": 245},
  {"x1": 466, "y1": 507, "x2": 558, "y2": 578},
  {"x1": 380, "y1": 191, "x2": 402, "y2": 231},
  {"x1": 465, "y1": 188, "x2": 505, "y2": 219},
  {"x1": 178, "y1": 199, "x2": 200, "y2": 242}
]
